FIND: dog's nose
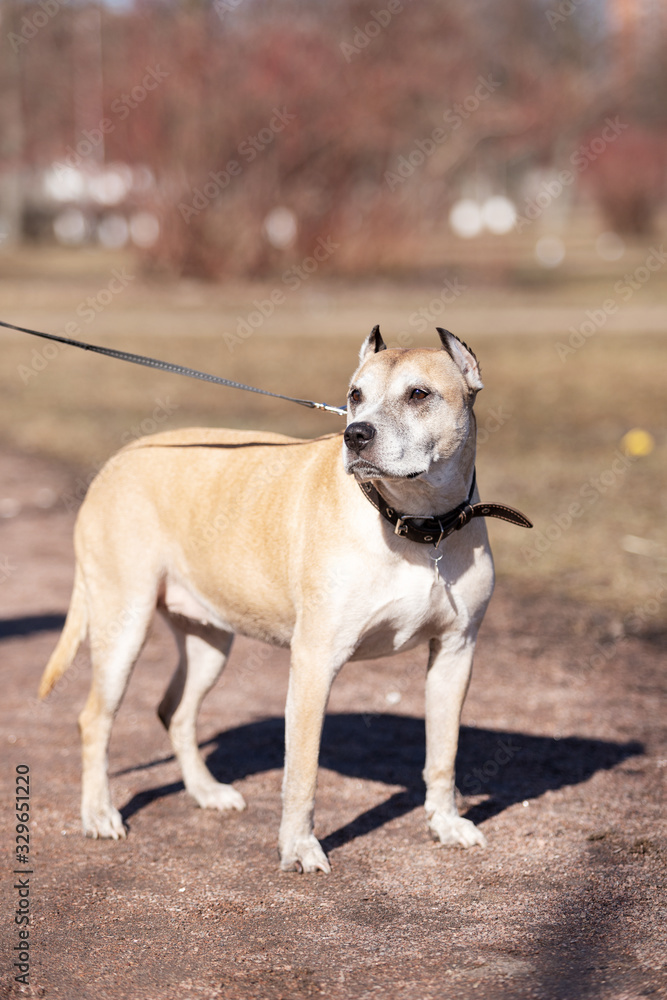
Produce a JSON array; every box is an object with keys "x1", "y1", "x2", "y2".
[{"x1": 344, "y1": 421, "x2": 376, "y2": 454}]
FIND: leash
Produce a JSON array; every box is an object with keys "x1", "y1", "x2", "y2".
[
  {"x1": 4, "y1": 317, "x2": 532, "y2": 542},
  {"x1": 0, "y1": 319, "x2": 347, "y2": 416}
]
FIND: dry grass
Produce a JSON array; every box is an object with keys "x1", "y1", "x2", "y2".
[{"x1": 0, "y1": 246, "x2": 665, "y2": 619}]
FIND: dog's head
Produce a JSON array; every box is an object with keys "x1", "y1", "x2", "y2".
[{"x1": 343, "y1": 326, "x2": 482, "y2": 484}]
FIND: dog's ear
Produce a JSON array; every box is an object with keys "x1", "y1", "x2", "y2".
[
  {"x1": 436, "y1": 328, "x2": 483, "y2": 393},
  {"x1": 359, "y1": 324, "x2": 387, "y2": 363}
]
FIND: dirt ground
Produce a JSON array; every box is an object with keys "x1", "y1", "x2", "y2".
[{"x1": 0, "y1": 447, "x2": 665, "y2": 1000}]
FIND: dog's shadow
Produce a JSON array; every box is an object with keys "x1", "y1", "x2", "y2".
[{"x1": 120, "y1": 714, "x2": 643, "y2": 848}]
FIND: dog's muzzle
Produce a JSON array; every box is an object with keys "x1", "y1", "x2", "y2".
[{"x1": 344, "y1": 421, "x2": 376, "y2": 454}]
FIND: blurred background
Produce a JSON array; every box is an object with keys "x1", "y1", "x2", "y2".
[{"x1": 0, "y1": 0, "x2": 665, "y2": 624}]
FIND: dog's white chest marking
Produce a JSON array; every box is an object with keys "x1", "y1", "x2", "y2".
[{"x1": 346, "y1": 549, "x2": 475, "y2": 660}]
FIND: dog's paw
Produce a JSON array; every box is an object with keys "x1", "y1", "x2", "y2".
[
  {"x1": 427, "y1": 812, "x2": 487, "y2": 849},
  {"x1": 279, "y1": 835, "x2": 331, "y2": 874},
  {"x1": 188, "y1": 780, "x2": 246, "y2": 813},
  {"x1": 82, "y1": 805, "x2": 127, "y2": 840}
]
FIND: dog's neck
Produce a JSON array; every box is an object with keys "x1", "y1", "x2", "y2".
[{"x1": 365, "y1": 437, "x2": 477, "y2": 518}]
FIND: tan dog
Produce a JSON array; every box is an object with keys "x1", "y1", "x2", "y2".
[{"x1": 40, "y1": 327, "x2": 527, "y2": 873}]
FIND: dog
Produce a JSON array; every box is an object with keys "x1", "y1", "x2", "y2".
[{"x1": 39, "y1": 326, "x2": 530, "y2": 873}]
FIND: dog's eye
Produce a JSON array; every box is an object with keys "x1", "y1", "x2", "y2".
[
  {"x1": 410, "y1": 388, "x2": 430, "y2": 400},
  {"x1": 349, "y1": 388, "x2": 362, "y2": 404}
]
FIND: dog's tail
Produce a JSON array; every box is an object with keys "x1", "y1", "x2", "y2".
[{"x1": 38, "y1": 564, "x2": 88, "y2": 699}]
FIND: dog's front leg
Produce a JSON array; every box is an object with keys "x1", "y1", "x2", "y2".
[
  {"x1": 279, "y1": 642, "x2": 339, "y2": 874},
  {"x1": 423, "y1": 634, "x2": 486, "y2": 849}
]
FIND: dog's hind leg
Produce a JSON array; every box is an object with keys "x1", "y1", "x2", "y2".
[
  {"x1": 158, "y1": 622, "x2": 246, "y2": 813},
  {"x1": 78, "y1": 593, "x2": 157, "y2": 839}
]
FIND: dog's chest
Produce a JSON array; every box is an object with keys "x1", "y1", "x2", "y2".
[{"x1": 347, "y1": 551, "x2": 483, "y2": 660}]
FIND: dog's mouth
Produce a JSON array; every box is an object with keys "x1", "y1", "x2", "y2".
[{"x1": 348, "y1": 458, "x2": 427, "y2": 481}]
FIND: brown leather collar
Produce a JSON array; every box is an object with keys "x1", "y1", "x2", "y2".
[{"x1": 358, "y1": 469, "x2": 532, "y2": 546}]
